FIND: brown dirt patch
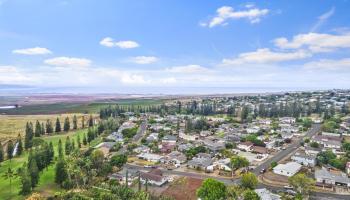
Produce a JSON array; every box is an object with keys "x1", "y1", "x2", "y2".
[{"x1": 162, "y1": 177, "x2": 203, "y2": 200}]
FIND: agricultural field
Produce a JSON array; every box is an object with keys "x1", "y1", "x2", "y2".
[
  {"x1": 0, "y1": 114, "x2": 96, "y2": 142},
  {"x1": 1, "y1": 98, "x2": 163, "y2": 115}
]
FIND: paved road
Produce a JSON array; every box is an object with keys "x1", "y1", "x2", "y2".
[
  {"x1": 125, "y1": 163, "x2": 349, "y2": 199},
  {"x1": 252, "y1": 123, "x2": 321, "y2": 175},
  {"x1": 133, "y1": 120, "x2": 148, "y2": 143},
  {"x1": 124, "y1": 123, "x2": 350, "y2": 199},
  {"x1": 117, "y1": 119, "x2": 148, "y2": 154}
]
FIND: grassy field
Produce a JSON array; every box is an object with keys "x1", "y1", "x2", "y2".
[
  {"x1": 1, "y1": 99, "x2": 163, "y2": 115},
  {"x1": 0, "y1": 114, "x2": 96, "y2": 142},
  {"x1": 0, "y1": 129, "x2": 92, "y2": 200}
]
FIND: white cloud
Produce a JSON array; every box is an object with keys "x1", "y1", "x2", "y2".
[
  {"x1": 274, "y1": 32, "x2": 350, "y2": 52},
  {"x1": 304, "y1": 58, "x2": 350, "y2": 71},
  {"x1": 160, "y1": 77, "x2": 177, "y2": 84},
  {"x1": 202, "y1": 6, "x2": 269, "y2": 28},
  {"x1": 0, "y1": 66, "x2": 32, "y2": 83},
  {"x1": 44, "y1": 57, "x2": 91, "y2": 68},
  {"x1": 166, "y1": 65, "x2": 212, "y2": 73},
  {"x1": 311, "y1": 7, "x2": 335, "y2": 32},
  {"x1": 12, "y1": 47, "x2": 52, "y2": 55},
  {"x1": 129, "y1": 56, "x2": 158, "y2": 64},
  {"x1": 120, "y1": 74, "x2": 148, "y2": 85},
  {"x1": 222, "y1": 48, "x2": 311, "y2": 65},
  {"x1": 100, "y1": 37, "x2": 139, "y2": 49}
]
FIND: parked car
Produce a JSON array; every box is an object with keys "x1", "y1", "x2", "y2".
[{"x1": 260, "y1": 168, "x2": 266, "y2": 174}]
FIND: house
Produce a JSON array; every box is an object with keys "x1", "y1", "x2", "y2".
[
  {"x1": 203, "y1": 138, "x2": 225, "y2": 152},
  {"x1": 179, "y1": 132, "x2": 198, "y2": 141},
  {"x1": 118, "y1": 121, "x2": 136, "y2": 133},
  {"x1": 246, "y1": 126, "x2": 260, "y2": 134},
  {"x1": 162, "y1": 135, "x2": 177, "y2": 144},
  {"x1": 252, "y1": 146, "x2": 268, "y2": 155},
  {"x1": 280, "y1": 131, "x2": 294, "y2": 139},
  {"x1": 255, "y1": 188, "x2": 281, "y2": 200},
  {"x1": 257, "y1": 119, "x2": 272, "y2": 125},
  {"x1": 95, "y1": 142, "x2": 116, "y2": 157},
  {"x1": 291, "y1": 152, "x2": 316, "y2": 167},
  {"x1": 137, "y1": 153, "x2": 163, "y2": 162},
  {"x1": 305, "y1": 146, "x2": 322, "y2": 156},
  {"x1": 279, "y1": 117, "x2": 296, "y2": 124},
  {"x1": 237, "y1": 141, "x2": 253, "y2": 152},
  {"x1": 177, "y1": 143, "x2": 193, "y2": 152},
  {"x1": 315, "y1": 167, "x2": 350, "y2": 188},
  {"x1": 140, "y1": 169, "x2": 168, "y2": 186},
  {"x1": 346, "y1": 162, "x2": 350, "y2": 176},
  {"x1": 225, "y1": 134, "x2": 241, "y2": 143},
  {"x1": 133, "y1": 145, "x2": 150, "y2": 154},
  {"x1": 146, "y1": 132, "x2": 159, "y2": 143},
  {"x1": 108, "y1": 168, "x2": 139, "y2": 186},
  {"x1": 160, "y1": 143, "x2": 176, "y2": 153},
  {"x1": 187, "y1": 156, "x2": 213, "y2": 172},
  {"x1": 107, "y1": 132, "x2": 124, "y2": 142},
  {"x1": 200, "y1": 130, "x2": 212, "y2": 137},
  {"x1": 213, "y1": 158, "x2": 232, "y2": 172},
  {"x1": 273, "y1": 162, "x2": 301, "y2": 177},
  {"x1": 311, "y1": 135, "x2": 342, "y2": 150},
  {"x1": 160, "y1": 151, "x2": 186, "y2": 166}
]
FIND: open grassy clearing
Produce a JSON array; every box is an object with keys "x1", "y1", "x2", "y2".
[
  {"x1": 0, "y1": 114, "x2": 96, "y2": 142},
  {"x1": 0, "y1": 129, "x2": 94, "y2": 199}
]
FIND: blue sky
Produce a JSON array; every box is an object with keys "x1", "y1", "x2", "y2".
[{"x1": 1, "y1": 0, "x2": 350, "y2": 94}]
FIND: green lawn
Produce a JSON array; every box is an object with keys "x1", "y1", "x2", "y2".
[{"x1": 0, "y1": 129, "x2": 89, "y2": 199}]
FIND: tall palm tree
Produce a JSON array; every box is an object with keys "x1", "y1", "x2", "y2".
[{"x1": 3, "y1": 167, "x2": 17, "y2": 196}]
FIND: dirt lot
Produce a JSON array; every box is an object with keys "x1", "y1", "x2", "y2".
[
  {"x1": 162, "y1": 177, "x2": 203, "y2": 200},
  {"x1": 261, "y1": 171, "x2": 289, "y2": 186}
]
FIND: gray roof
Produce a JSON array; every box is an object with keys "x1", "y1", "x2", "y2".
[
  {"x1": 187, "y1": 157, "x2": 213, "y2": 168},
  {"x1": 315, "y1": 168, "x2": 350, "y2": 184},
  {"x1": 163, "y1": 135, "x2": 177, "y2": 141}
]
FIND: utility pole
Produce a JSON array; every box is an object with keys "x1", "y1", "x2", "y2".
[{"x1": 125, "y1": 170, "x2": 128, "y2": 187}]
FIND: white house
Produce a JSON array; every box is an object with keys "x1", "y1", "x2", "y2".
[
  {"x1": 179, "y1": 132, "x2": 197, "y2": 141},
  {"x1": 255, "y1": 188, "x2": 281, "y2": 200},
  {"x1": 273, "y1": 162, "x2": 301, "y2": 177},
  {"x1": 140, "y1": 169, "x2": 168, "y2": 186},
  {"x1": 137, "y1": 153, "x2": 163, "y2": 162},
  {"x1": 291, "y1": 152, "x2": 316, "y2": 167},
  {"x1": 237, "y1": 141, "x2": 253, "y2": 152}
]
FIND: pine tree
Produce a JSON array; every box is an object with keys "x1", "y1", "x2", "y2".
[
  {"x1": 48, "y1": 142, "x2": 54, "y2": 163},
  {"x1": 28, "y1": 158, "x2": 39, "y2": 188},
  {"x1": 88, "y1": 115, "x2": 94, "y2": 127},
  {"x1": 65, "y1": 136, "x2": 71, "y2": 155},
  {"x1": 58, "y1": 139, "x2": 63, "y2": 158},
  {"x1": 46, "y1": 119, "x2": 53, "y2": 134},
  {"x1": 0, "y1": 142, "x2": 4, "y2": 162},
  {"x1": 34, "y1": 120, "x2": 41, "y2": 137},
  {"x1": 7, "y1": 140, "x2": 14, "y2": 159},
  {"x1": 77, "y1": 135, "x2": 81, "y2": 148},
  {"x1": 55, "y1": 118, "x2": 61, "y2": 133},
  {"x1": 41, "y1": 122, "x2": 45, "y2": 135},
  {"x1": 82, "y1": 116, "x2": 85, "y2": 129},
  {"x1": 24, "y1": 122, "x2": 34, "y2": 149},
  {"x1": 55, "y1": 158, "x2": 67, "y2": 185},
  {"x1": 83, "y1": 133, "x2": 87, "y2": 146},
  {"x1": 19, "y1": 167, "x2": 32, "y2": 195},
  {"x1": 71, "y1": 140, "x2": 75, "y2": 150},
  {"x1": 63, "y1": 117, "x2": 70, "y2": 132},
  {"x1": 17, "y1": 134, "x2": 23, "y2": 156},
  {"x1": 73, "y1": 115, "x2": 78, "y2": 130}
]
